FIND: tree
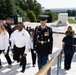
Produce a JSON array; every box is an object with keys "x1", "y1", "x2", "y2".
[
  {"x1": 15, "y1": 6, "x2": 29, "y2": 22},
  {"x1": 28, "y1": 11, "x2": 37, "y2": 22},
  {"x1": 15, "y1": 0, "x2": 42, "y2": 19},
  {"x1": 34, "y1": 3, "x2": 42, "y2": 19},
  {"x1": 15, "y1": 0, "x2": 29, "y2": 11},
  {"x1": 0, "y1": 0, "x2": 42, "y2": 21},
  {"x1": 52, "y1": 12, "x2": 58, "y2": 22},
  {"x1": 27, "y1": 0, "x2": 42, "y2": 18},
  {"x1": 5, "y1": 0, "x2": 16, "y2": 18},
  {"x1": 71, "y1": 10, "x2": 76, "y2": 16},
  {"x1": 44, "y1": 10, "x2": 58, "y2": 22},
  {"x1": 67, "y1": 10, "x2": 72, "y2": 16},
  {"x1": 0, "y1": 0, "x2": 7, "y2": 19}
]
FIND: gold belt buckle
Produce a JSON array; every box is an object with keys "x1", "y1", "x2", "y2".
[{"x1": 41, "y1": 41, "x2": 44, "y2": 44}]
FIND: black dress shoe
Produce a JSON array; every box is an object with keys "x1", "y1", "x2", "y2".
[
  {"x1": 32, "y1": 64, "x2": 36, "y2": 67},
  {"x1": 65, "y1": 67, "x2": 71, "y2": 70},
  {"x1": 17, "y1": 60, "x2": 20, "y2": 63},
  {"x1": 0, "y1": 65, "x2": 2, "y2": 69},
  {"x1": 65, "y1": 68, "x2": 70, "y2": 70},
  {"x1": 19, "y1": 62, "x2": 22, "y2": 66},
  {"x1": 21, "y1": 69, "x2": 25, "y2": 73}
]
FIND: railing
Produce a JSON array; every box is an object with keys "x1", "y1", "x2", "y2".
[{"x1": 35, "y1": 49, "x2": 62, "y2": 75}]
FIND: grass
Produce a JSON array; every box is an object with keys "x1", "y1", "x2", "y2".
[{"x1": 68, "y1": 18, "x2": 76, "y2": 24}]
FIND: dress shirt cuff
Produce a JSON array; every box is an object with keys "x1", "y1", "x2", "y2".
[
  {"x1": 11, "y1": 42, "x2": 14, "y2": 49},
  {"x1": 24, "y1": 49, "x2": 28, "y2": 54},
  {"x1": 11, "y1": 46, "x2": 14, "y2": 49},
  {"x1": 4, "y1": 49, "x2": 8, "y2": 53}
]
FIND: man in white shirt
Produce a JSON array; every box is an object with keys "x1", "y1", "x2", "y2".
[{"x1": 10, "y1": 22, "x2": 30, "y2": 73}]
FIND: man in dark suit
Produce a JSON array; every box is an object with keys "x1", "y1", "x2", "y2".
[
  {"x1": 3, "y1": 21, "x2": 12, "y2": 37},
  {"x1": 33, "y1": 15, "x2": 53, "y2": 69}
]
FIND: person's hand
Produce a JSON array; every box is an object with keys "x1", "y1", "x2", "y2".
[
  {"x1": 29, "y1": 49, "x2": 31, "y2": 52},
  {"x1": 49, "y1": 50, "x2": 52, "y2": 54},
  {"x1": 33, "y1": 51, "x2": 36, "y2": 54},
  {"x1": 23, "y1": 53, "x2": 27, "y2": 57},
  {"x1": 4, "y1": 52, "x2": 7, "y2": 55}
]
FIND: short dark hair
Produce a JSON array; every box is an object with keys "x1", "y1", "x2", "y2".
[
  {"x1": 17, "y1": 22, "x2": 23, "y2": 25},
  {"x1": 30, "y1": 28, "x2": 35, "y2": 33}
]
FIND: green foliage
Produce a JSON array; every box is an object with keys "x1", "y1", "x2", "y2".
[
  {"x1": 0, "y1": 0, "x2": 42, "y2": 21},
  {"x1": 44, "y1": 10, "x2": 58, "y2": 22},
  {"x1": 15, "y1": 0, "x2": 29, "y2": 11},
  {"x1": 15, "y1": 0, "x2": 42, "y2": 20},
  {"x1": 28, "y1": 11, "x2": 37, "y2": 22},
  {"x1": 0, "y1": 0, "x2": 58, "y2": 22},
  {"x1": 67, "y1": 10, "x2": 76, "y2": 16},
  {"x1": 71, "y1": 10, "x2": 76, "y2": 16},
  {"x1": 67, "y1": 10, "x2": 72, "y2": 16},
  {"x1": 68, "y1": 18, "x2": 76, "y2": 24},
  {"x1": 52, "y1": 12, "x2": 59, "y2": 22},
  {"x1": 15, "y1": 6, "x2": 29, "y2": 22},
  {"x1": 5, "y1": 0, "x2": 16, "y2": 18},
  {"x1": 0, "y1": 0, "x2": 7, "y2": 19},
  {"x1": 34, "y1": 3, "x2": 42, "y2": 18}
]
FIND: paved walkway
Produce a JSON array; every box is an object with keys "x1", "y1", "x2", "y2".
[
  {"x1": 0, "y1": 23, "x2": 76, "y2": 75},
  {"x1": 51, "y1": 52, "x2": 76, "y2": 75},
  {"x1": 0, "y1": 51, "x2": 38, "y2": 75},
  {"x1": 0, "y1": 49, "x2": 76, "y2": 75}
]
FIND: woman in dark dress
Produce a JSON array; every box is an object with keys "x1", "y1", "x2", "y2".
[{"x1": 62, "y1": 28, "x2": 75, "y2": 70}]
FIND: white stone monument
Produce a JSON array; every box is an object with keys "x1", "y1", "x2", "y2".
[
  {"x1": 58, "y1": 13, "x2": 68, "y2": 26},
  {"x1": 18, "y1": 17, "x2": 22, "y2": 22}
]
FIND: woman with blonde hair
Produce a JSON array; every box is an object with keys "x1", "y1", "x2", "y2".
[
  {"x1": 0, "y1": 23, "x2": 12, "y2": 68},
  {"x1": 62, "y1": 26, "x2": 76, "y2": 70},
  {"x1": 67, "y1": 26, "x2": 72, "y2": 31},
  {"x1": 66, "y1": 26, "x2": 75, "y2": 37}
]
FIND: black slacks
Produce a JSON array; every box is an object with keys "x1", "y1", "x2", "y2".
[
  {"x1": 0, "y1": 48, "x2": 12, "y2": 66},
  {"x1": 13, "y1": 45, "x2": 26, "y2": 71},
  {"x1": 64, "y1": 52, "x2": 74, "y2": 69},
  {"x1": 31, "y1": 49, "x2": 36, "y2": 65}
]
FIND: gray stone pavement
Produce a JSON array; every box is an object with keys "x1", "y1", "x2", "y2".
[
  {"x1": 0, "y1": 48, "x2": 76, "y2": 75},
  {"x1": 51, "y1": 52, "x2": 76, "y2": 75},
  {"x1": 0, "y1": 51, "x2": 38, "y2": 75}
]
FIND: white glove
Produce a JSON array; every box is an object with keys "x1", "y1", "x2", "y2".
[{"x1": 34, "y1": 51, "x2": 36, "y2": 53}]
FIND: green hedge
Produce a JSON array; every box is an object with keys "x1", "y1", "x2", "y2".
[{"x1": 68, "y1": 18, "x2": 76, "y2": 24}]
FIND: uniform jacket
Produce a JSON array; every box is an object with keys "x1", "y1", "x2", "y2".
[{"x1": 33, "y1": 25, "x2": 53, "y2": 55}]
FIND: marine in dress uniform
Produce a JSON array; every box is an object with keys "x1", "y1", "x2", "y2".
[
  {"x1": 33, "y1": 15, "x2": 53, "y2": 69},
  {"x1": 10, "y1": 22, "x2": 30, "y2": 72},
  {"x1": 2, "y1": 21, "x2": 12, "y2": 37}
]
